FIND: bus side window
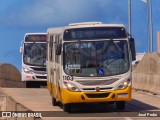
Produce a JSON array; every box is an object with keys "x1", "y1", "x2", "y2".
[
  {"x1": 56, "y1": 35, "x2": 62, "y2": 56},
  {"x1": 50, "y1": 35, "x2": 54, "y2": 61},
  {"x1": 55, "y1": 36, "x2": 58, "y2": 63},
  {"x1": 129, "y1": 38, "x2": 136, "y2": 61},
  {"x1": 46, "y1": 36, "x2": 48, "y2": 61}
]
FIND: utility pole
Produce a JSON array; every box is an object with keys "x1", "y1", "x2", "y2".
[
  {"x1": 149, "y1": 0, "x2": 153, "y2": 52},
  {"x1": 142, "y1": 0, "x2": 153, "y2": 52},
  {"x1": 128, "y1": 0, "x2": 131, "y2": 35}
]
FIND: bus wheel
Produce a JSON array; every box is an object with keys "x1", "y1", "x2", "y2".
[
  {"x1": 63, "y1": 103, "x2": 71, "y2": 112},
  {"x1": 115, "y1": 101, "x2": 125, "y2": 110},
  {"x1": 52, "y1": 98, "x2": 59, "y2": 106}
]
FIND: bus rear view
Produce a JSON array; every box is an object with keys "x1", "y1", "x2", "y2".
[{"x1": 20, "y1": 33, "x2": 47, "y2": 88}]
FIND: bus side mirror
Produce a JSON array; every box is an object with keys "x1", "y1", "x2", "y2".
[
  {"x1": 20, "y1": 46, "x2": 23, "y2": 54},
  {"x1": 129, "y1": 38, "x2": 136, "y2": 61},
  {"x1": 56, "y1": 44, "x2": 62, "y2": 55}
]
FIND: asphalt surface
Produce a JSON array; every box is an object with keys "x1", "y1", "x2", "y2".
[{"x1": 0, "y1": 88, "x2": 160, "y2": 120}]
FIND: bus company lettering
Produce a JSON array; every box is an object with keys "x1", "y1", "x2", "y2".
[{"x1": 65, "y1": 64, "x2": 80, "y2": 69}]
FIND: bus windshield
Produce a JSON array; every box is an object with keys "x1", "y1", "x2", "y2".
[
  {"x1": 23, "y1": 43, "x2": 46, "y2": 66},
  {"x1": 63, "y1": 40, "x2": 129, "y2": 77}
]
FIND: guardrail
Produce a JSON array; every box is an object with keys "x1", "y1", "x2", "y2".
[
  {"x1": 132, "y1": 52, "x2": 160, "y2": 95},
  {"x1": 0, "y1": 78, "x2": 25, "y2": 88},
  {"x1": 0, "y1": 63, "x2": 21, "y2": 81},
  {"x1": 0, "y1": 63, "x2": 25, "y2": 88}
]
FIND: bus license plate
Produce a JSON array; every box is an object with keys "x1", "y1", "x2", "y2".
[{"x1": 118, "y1": 93, "x2": 128, "y2": 97}]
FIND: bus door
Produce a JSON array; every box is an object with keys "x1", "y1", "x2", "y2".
[
  {"x1": 48, "y1": 35, "x2": 54, "y2": 92},
  {"x1": 54, "y1": 36, "x2": 62, "y2": 101}
]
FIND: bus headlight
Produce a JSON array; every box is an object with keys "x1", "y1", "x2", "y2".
[
  {"x1": 64, "y1": 82, "x2": 80, "y2": 92},
  {"x1": 23, "y1": 68, "x2": 33, "y2": 74},
  {"x1": 116, "y1": 79, "x2": 131, "y2": 90}
]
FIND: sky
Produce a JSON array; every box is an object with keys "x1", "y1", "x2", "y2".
[{"x1": 0, "y1": 0, "x2": 160, "y2": 71}]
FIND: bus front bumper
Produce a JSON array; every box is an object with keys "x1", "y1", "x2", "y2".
[
  {"x1": 61, "y1": 86, "x2": 132, "y2": 104},
  {"x1": 22, "y1": 72, "x2": 47, "y2": 82}
]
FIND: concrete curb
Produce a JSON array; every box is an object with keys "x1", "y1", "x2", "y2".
[
  {"x1": 0, "y1": 88, "x2": 42, "y2": 120},
  {"x1": 132, "y1": 52, "x2": 160, "y2": 95},
  {"x1": 0, "y1": 79, "x2": 25, "y2": 88},
  {"x1": 132, "y1": 73, "x2": 160, "y2": 95},
  {"x1": 0, "y1": 63, "x2": 25, "y2": 88},
  {"x1": 0, "y1": 63, "x2": 21, "y2": 81}
]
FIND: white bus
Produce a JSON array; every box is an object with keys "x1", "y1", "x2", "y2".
[
  {"x1": 47, "y1": 22, "x2": 136, "y2": 112},
  {"x1": 20, "y1": 33, "x2": 47, "y2": 88}
]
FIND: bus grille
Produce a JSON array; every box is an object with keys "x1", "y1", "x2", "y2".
[
  {"x1": 77, "y1": 79, "x2": 118, "y2": 86},
  {"x1": 31, "y1": 67, "x2": 46, "y2": 71},
  {"x1": 85, "y1": 93, "x2": 110, "y2": 98},
  {"x1": 36, "y1": 76, "x2": 47, "y2": 79},
  {"x1": 82, "y1": 87, "x2": 113, "y2": 91}
]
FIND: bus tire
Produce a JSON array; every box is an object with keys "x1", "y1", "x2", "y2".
[
  {"x1": 63, "y1": 103, "x2": 71, "y2": 112},
  {"x1": 52, "y1": 98, "x2": 59, "y2": 106},
  {"x1": 115, "y1": 101, "x2": 125, "y2": 110}
]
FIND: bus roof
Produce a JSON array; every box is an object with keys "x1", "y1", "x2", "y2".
[
  {"x1": 24, "y1": 33, "x2": 47, "y2": 36},
  {"x1": 24, "y1": 33, "x2": 47, "y2": 42},
  {"x1": 69, "y1": 22, "x2": 102, "y2": 26},
  {"x1": 47, "y1": 22, "x2": 126, "y2": 33},
  {"x1": 67, "y1": 22, "x2": 125, "y2": 29},
  {"x1": 68, "y1": 22, "x2": 125, "y2": 27}
]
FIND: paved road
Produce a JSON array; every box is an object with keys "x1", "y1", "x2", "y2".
[{"x1": 1, "y1": 88, "x2": 160, "y2": 120}]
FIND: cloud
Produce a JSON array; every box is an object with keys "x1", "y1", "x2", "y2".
[
  {"x1": 0, "y1": 49, "x2": 21, "y2": 71},
  {"x1": 0, "y1": 0, "x2": 128, "y2": 27}
]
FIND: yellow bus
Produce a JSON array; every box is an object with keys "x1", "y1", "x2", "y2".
[{"x1": 46, "y1": 22, "x2": 136, "y2": 112}]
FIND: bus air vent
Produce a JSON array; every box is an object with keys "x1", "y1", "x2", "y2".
[
  {"x1": 30, "y1": 67, "x2": 46, "y2": 71},
  {"x1": 82, "y1": 87, "x2": 113, "y2": 91},
  {"x1": 77, "y1": 79, "x2": 118, "y2": 86},
  {"x1": 69, "y1": 22, "x2": 102, "y2": 26},
  {"x1": 36, "y1": 76, "x2": 47, "y2": 79},
  {"x1": 85, "y1": 93, "x2": 110, "y2": 98}
]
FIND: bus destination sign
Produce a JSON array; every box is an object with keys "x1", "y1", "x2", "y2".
[
  {"x1": 25, "y1": 35, "x2": 46, "y2": 42},
  {"x1": 63, "y1": 27, "x2": 127, "y2": 40}
]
